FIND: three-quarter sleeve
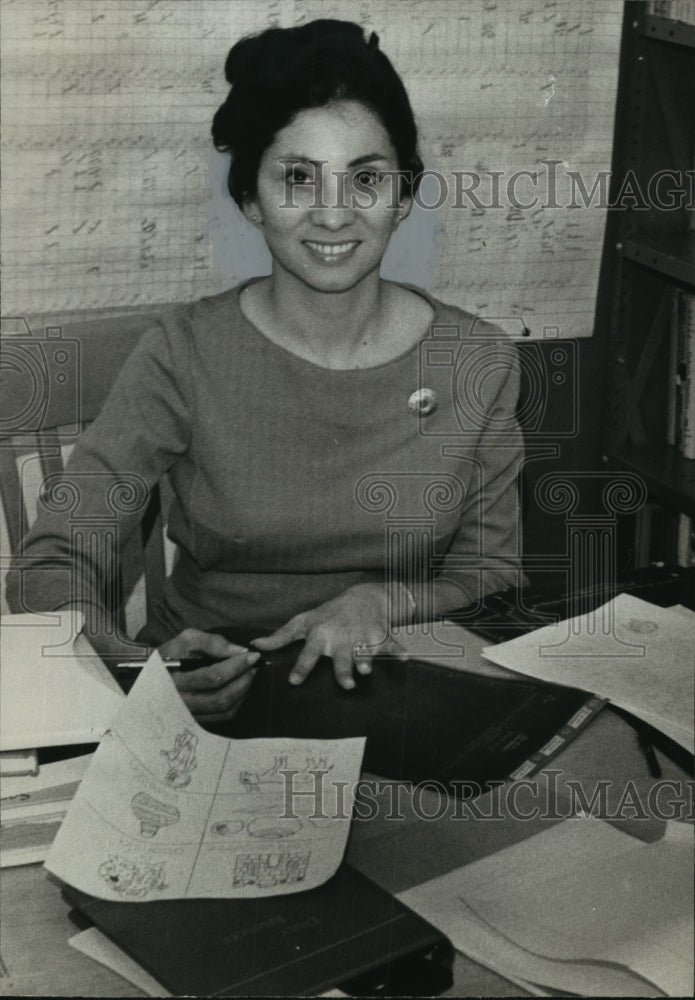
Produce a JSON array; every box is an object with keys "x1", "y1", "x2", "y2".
[
  {"x1": 5, "y1": 310, "x2": 193, "y2": 620},
  {"x1": 432, "y1": 337, "x2": 526, "y2": 610}
]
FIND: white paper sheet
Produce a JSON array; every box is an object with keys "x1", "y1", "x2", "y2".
[
  {"x1": 69, "y1": 928, "x2": 171, "y2": 997},
  {"x1": 45, "y1": 651, "x2": 365, "y2": 900},
  {"x1": 399, "y1": 818, "x2": 695, "y2": 998},
  {"x1": 481, "y1": 595, "x2": 695, "y2": 752},
  {"x1": 0, "y1": 612, "x2": 124, "y2": 751}
]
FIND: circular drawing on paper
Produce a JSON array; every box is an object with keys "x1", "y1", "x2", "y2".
[
  {"x1": 627, "y1": 619, "x2": 658, "y2": 634},
  {"x1": 247, "y1": 817, "x2": 302, "y2": 839},
  {"x1": 211, "y1": 820, "x2": 244, "y2": 836}
]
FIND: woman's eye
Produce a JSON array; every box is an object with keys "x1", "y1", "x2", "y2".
[
  {"x1": 285, "y1": 167, "x2": 313, "y2": 186},
  {"x1": 355, "y1": 170, "x2": 379, "y2": 187}
]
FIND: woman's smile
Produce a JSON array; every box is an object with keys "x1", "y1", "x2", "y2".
[{"x1": 302, "y1": 239, "x2": 361, "y2": 265}]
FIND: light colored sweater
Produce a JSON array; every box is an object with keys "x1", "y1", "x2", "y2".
[{"x1": 7, "y1": 283, "x2": 525, "y2": 641}]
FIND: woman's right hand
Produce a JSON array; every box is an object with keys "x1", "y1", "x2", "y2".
[{"x1": 158, "y1": 629, "x2": 260, "y2": 724}]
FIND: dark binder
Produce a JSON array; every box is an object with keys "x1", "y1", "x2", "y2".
[
  {"x1": 64, "y1": 863, "x2": 453, "y2": 997},
  {"x1": 118, "y1": 622, "x2": 605, "y2": 795},
  {"x1": 208, "y1": 630, "x2": 604, "y2": 797}
]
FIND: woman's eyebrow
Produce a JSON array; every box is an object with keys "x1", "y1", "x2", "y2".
[
  {"x1": 348, "y1": 153, "x2": 389, "y2": 167},
  {"x1": 279, "y1": 153, "x2": 389, "y2": 167}
]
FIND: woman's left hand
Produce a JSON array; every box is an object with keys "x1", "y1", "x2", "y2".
[{"x1": 250, "y1": 583, "x2": 409, "y2": 690}]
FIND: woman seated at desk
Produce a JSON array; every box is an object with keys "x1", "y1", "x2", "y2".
[{"x1": 7, "y1": 19, "x2": 524, "y2": 725}]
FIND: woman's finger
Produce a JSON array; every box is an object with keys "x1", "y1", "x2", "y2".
[
  {"x1": 173, "y1": 652, "x2": 259, "y2": 692},
  {"x1": 180, "y1": 668, "x2": 257, "y2": 718},
  {"x1": 332, "y1": 649, "x2": 356, "y2": 690},
  {"x1": 353, "y1": 640, "x2": 373, "y2": 676},
  {"x1": 160, "y1": 628, "x2": 247, "y2": 660},
  {"x1": 251, "y1": 617, "x2": 306, "y2": 650},
  {"x1": 189, "y1": 632, "x2": 250, "y2": 659},
  {"x1": 287, "y1": 640, "x2": 322, "y2": 685},
  {"x1": 380, "y1": 636, "x2": 409, "y2": 661},
  {"x1": 352, "y1": 635, "x2": 408, "y2": 672}
]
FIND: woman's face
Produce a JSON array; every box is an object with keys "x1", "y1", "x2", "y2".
[{"x1": 244, "y1": 100, "x2": 410, "y2": 294}]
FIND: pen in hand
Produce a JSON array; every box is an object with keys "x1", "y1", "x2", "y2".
[
  {"x1": 115, "y1": 656, "x2": 234, "y2": 673},
  {"x1": 115, "y1": 645, "x2": 256, "y2": 675},
  {"x1": 115, "y1": 636, "x2": 305, "y2": 680}
]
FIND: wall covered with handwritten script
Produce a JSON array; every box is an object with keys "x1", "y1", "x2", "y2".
[{"x1": 1, "y1": 0, "x2": 621, "y2": 337}]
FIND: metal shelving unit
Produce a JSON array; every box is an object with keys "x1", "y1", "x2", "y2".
[{"x1": 599, "y1": 3, "x2": 695, "y2": 563}]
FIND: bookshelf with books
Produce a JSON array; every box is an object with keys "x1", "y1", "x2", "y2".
[{"x1": 599, "y1": 1, "x2": 695, "y2": 570}]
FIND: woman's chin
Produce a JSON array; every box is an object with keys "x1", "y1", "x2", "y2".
[{"x1": 281, "y1": 262, "x2": 380, "y2": 296}]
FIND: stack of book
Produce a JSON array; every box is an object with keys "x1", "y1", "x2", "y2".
[
  {"x1": 646, "y1": 0, "x2": 695, "y2": 25},
  {"x1": 668, "y1": 289, "x2": 694, "y2": 567},
  {"x1": 0, "y1": 611, "x2": 123, "y2": 867},
  {"x1": 669, "y1": 289, "x2": 695, "y2": 463},
  {"x1": 1, "y1": 753, "x2": 93, "y2": 867},
  {"x1": 636, "y1": 288, "x2": 695, "y2": 569}
]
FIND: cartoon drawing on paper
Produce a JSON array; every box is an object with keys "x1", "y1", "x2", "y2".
[
  {"x1": 247, "y1": 817, "x2": 302, "y2": 839},
  {"x1": 233, "y1": 850, "x2": 310, "y2": 888},
  {"x1": 239, "y1": 754, "x2": 287, "y2": 793},
  {"x1": 627, "y1": 618, "x2": 658, "y2": 634},
  {"x1": 98, "y1": 855, "x2": 167, "y2": 898},
  {"x1": 239, "y1": 754, "x2": 334, "y2": 793},
  {"x1": 211, "y1": 820, "x2": 244, "y2": 836},
  {"x1": 161, "y1": 728, "x2": 198, "y2": 788},
  {"x1": 239, "y1": 770, "x2": 261, "y2": 793},
  {"x1": 304, "y1": 756, "x2": 333, "y2": 773},
  {"x1": 307, "y1": 816, "x2": 336, "y2": 830},
  {"x1": 131, "y1": 792, "x2": 180, "y2": 837}
]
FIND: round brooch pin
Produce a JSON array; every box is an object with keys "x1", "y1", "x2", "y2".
[{"x1": 407, "y1": 388, "x2": 437, "y2": 416}]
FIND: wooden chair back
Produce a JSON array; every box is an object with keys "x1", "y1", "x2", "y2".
[{"x1": 0, "y1": 313, "x2": 167, "y2": 630}]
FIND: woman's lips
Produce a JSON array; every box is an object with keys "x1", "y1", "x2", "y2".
[{"x1": 302, "y1": 239, "x2": 361, "y2": 264}]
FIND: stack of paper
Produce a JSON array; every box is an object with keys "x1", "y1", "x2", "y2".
[
  {"x1": 0, "y1": 753, "x2": 93, "y2": 866},
  {"x1": 69, "y1": 928, "x2": 171, "y2": 997},
  {"x1": 0, "y1": 612, "x2": 124, "y2": 751},
  {"x1": 399, "y1": 818, "x2": 694, "y2": 997},
  {"x1": 0, "y1": 748, "x2": 39, "y2": 777},
  {"x1": 481, "y1": 596, "x2": 694, "y2": 752}
]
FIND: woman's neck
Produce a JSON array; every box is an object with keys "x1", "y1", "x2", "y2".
[{"x1": 255, "y1": 268, "x2": 391, "y2": 368}]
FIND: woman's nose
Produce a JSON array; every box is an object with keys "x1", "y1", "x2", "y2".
[
  {"x1": 310, "y1": 206, "x2": 355, "y2": 230},
  {"x1": 309, "y1": 171, "x2": 356, "y2": 228}
]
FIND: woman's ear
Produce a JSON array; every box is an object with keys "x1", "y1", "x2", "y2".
[
  {"x1": 395, "y1": 195, "x2": 413, "y2": 226},
  {"x1": 242, "y1": 199, "x2": 263, "y2": 228}
]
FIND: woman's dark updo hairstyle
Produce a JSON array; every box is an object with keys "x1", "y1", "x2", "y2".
[{"x1": 212, "y1": 19, "x2": 423, "y2": 207}]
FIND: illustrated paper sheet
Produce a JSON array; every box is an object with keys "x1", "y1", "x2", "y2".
[
  {"x1": 481, "y1": 595, "x2": 695, "y2": 752},
  {"x1": 45, "y1": 653, "x2": 365, "y2": 900}
]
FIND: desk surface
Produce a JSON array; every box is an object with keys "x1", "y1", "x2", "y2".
[{"x1": 1, "y1": 707, "x2": 691, "y2": 998}]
